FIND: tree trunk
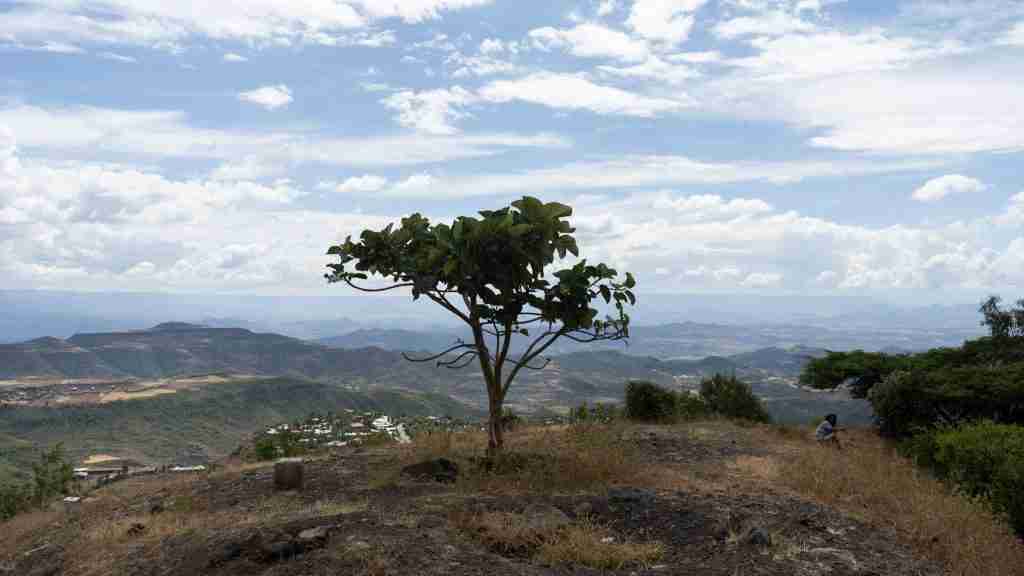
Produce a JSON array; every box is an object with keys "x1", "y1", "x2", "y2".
[{"x1": 487, "y1": 389, "x2": 504, "y2": 454}]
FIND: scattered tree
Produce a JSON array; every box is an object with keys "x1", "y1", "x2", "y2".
[{"x1": 326, "y1": 196, "x2": 636, "y2": 452}]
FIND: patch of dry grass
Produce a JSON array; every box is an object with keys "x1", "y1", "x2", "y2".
[
  {"x1": 775, "y1": 428, "x2": 1024, "y2": 576},
  {"x1": 398, "y1": 423, "x2": 638, "y2": 494},
  {"x1": 452, "y1": 509, "x2": 663, "y2": 570},
  {"x1": 536, "y1": 518, "x2": 664, "y2": 569}
]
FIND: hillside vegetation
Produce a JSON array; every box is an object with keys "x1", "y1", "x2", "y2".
[
  {"x1": 0, "y1": 378, "x2": 472, "y2": 484},
  {"x1": 801, "y1": 296, "x2": 1024, "y2": 535}
]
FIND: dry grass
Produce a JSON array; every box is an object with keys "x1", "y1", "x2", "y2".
[
  {"x1": 452, "y1": 510, "x2": 664, "y2": 570},
  {"x1": 397, "y1": 423, "x2": 638, "y2": 494},
  {"x1": 775, "y1": 428, "x2": 1024, "y2": 576},
  {"x1": 536, "y1": 518, "x2": 664, "y2": 569}
]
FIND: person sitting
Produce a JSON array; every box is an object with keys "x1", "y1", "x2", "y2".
[{"x1": 815, "y1": 414, "x2": 841, "y2": 449}]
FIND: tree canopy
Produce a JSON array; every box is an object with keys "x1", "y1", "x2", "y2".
[
  {"x1": 326, "y1": 196, "x2": 637, "y2": 451},
  {"x1": 799, "y1": 296, "x2": 1024, "y2": 436}
]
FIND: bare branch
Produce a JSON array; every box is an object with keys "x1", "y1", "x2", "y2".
[
  {"x1": 402, "y1": 341, "x2": 475, "y2": 363},
  {"x1": 342, "y1": 278, "x2": 415, "y2": 293},
  {"x1": 438, "y1": 349, "x2": 479, "y2": 370}
]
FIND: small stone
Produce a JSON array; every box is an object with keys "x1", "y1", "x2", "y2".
[
  {"x1": 298, "y1": 526, "x2": 329, "y2": 542},
  {"x1": 745, "y1": 527, "x2": 771, "y2": 547},
  {"x1": 274, "y1": 458, "x2": 304, "y2": 491},
  {"x1": 349, "y1": 540, "x2": 372, "y2": 552},
  {"x1": 522, "y1": 503, "x2": 570, "y2": 532},
  {"x1": 126, "y1": 523, "x2": 147, "y2": 537},
  {"x1": 600, "y1": 536, "x2": 615, "y2": 544},
  {"x1": 149, "y1": 501, "x2": 165, "y2": 515},
  {"x1": 574, "y1": 502, "x2": 594, "y2": 517}
]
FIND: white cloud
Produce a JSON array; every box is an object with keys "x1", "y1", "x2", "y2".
[
  {"x1": 98, "y1": 51, "x2": 137, "y2": 63},
  {"x1": 479, "y1": 38, "x2": 504, "y2": 54},
  {"x1": 912, "y1": 175, "x2": 987, "y2": 202},
  {"x1": 447, "y1": 52, "x2": 525, "y2": 78},
  {"x1": 999, "y1": 21, "x2": 1024, "y2": 45},
  {"x1": 996, "y1": 192, "x2": 1024, "y2": 227},
  {"x1": 713, "y1": 11, "x2": 817, "y2": 39},
  {"x1": 381, "y1": 86, "x2": 476, "y2": 135},
  {"x1": 627, "y1": 0, "x2": 709, "y2": 47},
  {"x1": 357, "y1": 154, "x2": 944, "y2": 199},
  {"x1": 597, "y1": 0, "x2": 618, "y2": 16},
  {"x1": 237, "y1": 85, "x2": 294, "y2": 110},
  {"x1": 479, "y1": 72, "x2": 693, "y2": 117},
  {"x1": 223, "y1": 53, "x2": 248, "y2": 62},
  {"x1": 323, "y1": 175, "x2": 389, "y2": 193},
  {"x1": 529, "y1": 23, "x2": 649, "y2": 62},
  {"x1": 569, "y1": 191, "x2": 1024, "y2": 294},
  {"x1": 741, "y1": 272, "x2": 783, "y2": 288},
  {"x1": 726, "y1": 29, "x2": 963, "y2": 81},
  {"x1": 668, "y1": 51, "x2": 722, "y2": 63},
  {"x1": 598, "y1": 55, "x2": 698, "y2": 85},
  {"x1": 0, "y1": 1, "x2": 491, "y2": 51},
  {"x1": 0, "y1": 104, "x2": 569, "y2": 168}
]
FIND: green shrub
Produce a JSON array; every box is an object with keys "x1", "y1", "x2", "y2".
[
  {"x1": 675, "y1": 392, "x2": 710, "y2": 421},
  {"x1": 906, "y1": 422, "x2": 1024, "y2": 535},
  {"x1": 570, "y1": 402, "x2": 622, "y2": 425},
  {"x1": 0, "y1": 483, "x2": 30, "y2": 521},
  {"x1": 624, "y1": 381, "x2": 678, "y2": 422},
  {"x1": 699, "y1": 374, "x2": 771, "y2": 423},
  {"x1": 1, "y1": 444, "x2": 74, "y2": 521},
  {"x1": 253, "y1": 435, "x2": 278, "y2": 461},
  {"x1": 30, "y1": 444, "x2": 73, "y2": 508}
]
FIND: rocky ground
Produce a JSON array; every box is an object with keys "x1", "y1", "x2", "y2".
[{"x1": 1, "y1": 422, "x2": 944, "y2": 576}]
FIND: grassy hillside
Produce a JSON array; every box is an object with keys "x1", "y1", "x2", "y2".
[{"x1": 0, "y1": 377, "x2": 475, "y2": 484}]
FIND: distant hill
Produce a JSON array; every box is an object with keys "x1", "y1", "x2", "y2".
[
  {"x1": 0, "y1": 324, "x2": 406, "y2": 381},
  {"x1": 320, "y1": 328, "x2": 462, "y2": 353},
  {"x1": 0, "y1": 324, "x2": 871, "y2": 430},
  {"x1": 318, "y1": 321, "x2": 973, "y2": 359}
]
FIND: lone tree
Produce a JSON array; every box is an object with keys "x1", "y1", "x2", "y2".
[{"x1": 326, "y1": 196, "x2": 636, "y2": 452}]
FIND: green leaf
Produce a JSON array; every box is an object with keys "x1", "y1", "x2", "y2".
[{"x1": 600, "y1": 285, "x2": 611, "y2": 304}]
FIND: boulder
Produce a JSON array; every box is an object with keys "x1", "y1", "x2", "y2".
[
  {"x1": 274, "y1": 458, "x2": 304, "y2": 491},
  {"x1": 400, "y1": 458, "x2": 459, "y2": 484}
]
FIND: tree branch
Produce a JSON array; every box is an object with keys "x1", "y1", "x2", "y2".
[
  {"x1": 341, "y1": 278, "x2": 415, "y2": 293},
  {"x1": 402, "y1": 342, "x2": 475, "y2": 363}
]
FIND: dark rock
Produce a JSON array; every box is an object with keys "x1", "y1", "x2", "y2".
[
  {"x1": 127, "y1": 523, "x2": 147, "y2": 537},
  {"x1": 608, "y1": 487, "x2": 655, "y2": 506},
  {"x1": 401, "y1": 458, "x2": 459, "y2": 484},
  {"x1": 274, "y1": 458, "x2": 304, "y2": 491},
  {"x1": 261, "y1": 539, "x2": 300, "y2": 562},
  {"x1": 745, "y1": 527, "x2": 772, "y2": 547},
  {"x1": 149, "y1": 501, "x2": 165, "y2": 515}
]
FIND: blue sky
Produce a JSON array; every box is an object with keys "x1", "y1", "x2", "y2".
[{"x1": 0, "y1": 0, "x2": 1022, "y2": 305}]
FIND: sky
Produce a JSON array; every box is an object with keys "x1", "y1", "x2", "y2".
[{"x1": 1, "y1": 0, "x2": 1022, "y2": 306}]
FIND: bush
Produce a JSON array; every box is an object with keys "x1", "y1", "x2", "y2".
[
  {"x1": 624, "y1": 381, "x2": 679, "y2": 422},
  {"x1": 1, "y1": 444, "x2": 74, "y2": 521},
  {"x1": 675, "y1": 392, "x2": 710, "y2": 421},
  {"x1": 699, "y1": 374, "x2": 771, "y2": 423},
  {"x1": 570, "y1": 402, "x2": 622, "y2": 425},
  {"x1": 0, "y1": 483, "x2": 30, "y2": 521},
  {"x1": 906, "y1": 422, "x2": 1024, "y2": 535}
]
